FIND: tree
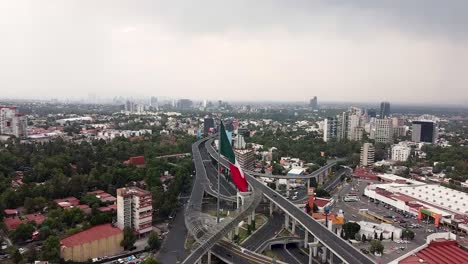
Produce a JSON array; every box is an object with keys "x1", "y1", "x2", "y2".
[
  {"x1": 379, "y1": 232, "x2": 383, "y2": 241},
  {"x1": 147, "y1": 231, "x2": 161, "y2": 250},
  {"x1": 10, "y1": 222, "x2": 35, "y2": 243},
  {"x1": 369, "y1": 240, "x2": 384, "y2": 255},
  {"x1": 342, "y1": 222, "x2": 360, "y2": 240},
  {"x1": 315, "y1": 188, "x2": 330, "y2": 198},
  {"x1": 362, "y1": 234, "x2": 367, "y2": 242},
  {"x1": 402, "y1": 229, "x2": 415, "y2": 240},
  {"x1": 41, "y1": 235, "x2": 60, "y2": 263},
  {"x1": 140, "y1": 257, "x2": 160, "y2": 264},
  {"x1": 310, "y1": 178, "x2": 318, "y2": 188},
  {"x1": 12, "y1": 249, "x2": 23, "y2": 264},
  {"x1": 121, "y1": 226, "x2": 137, "y2": 250},
  {"x1": 313, "y1": 203, "x2": 319, "y2": 213},
  {"x1": 62, "y1": 207, "x2": 84, "y2": 227}
]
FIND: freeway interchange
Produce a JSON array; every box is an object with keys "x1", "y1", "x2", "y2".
[{"x1": 181, "y1": 136, "x2": 374, "y2": 264}]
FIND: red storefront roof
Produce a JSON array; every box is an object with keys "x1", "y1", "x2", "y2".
[
  {"x1": 400, "y1": 240, "x2": 468, "y2": 264},
  {"x1": 61, "y1": 224, "x2": 122, "y2": 247},
  {"x1": 315, "y1": 198, "x2": 331, "y2": 208},
  {"x1": 4, "y1": 209, "x2": 18, "y2": 215}
]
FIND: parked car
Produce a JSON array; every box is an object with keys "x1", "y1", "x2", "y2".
[{"x1": 360, "y1": 248, "x2": 369, "y2": 254}]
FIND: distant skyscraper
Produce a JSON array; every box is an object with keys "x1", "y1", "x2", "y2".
[
  {"x1": 309, "y1": 96, "x2": 318, "y2": 110},
  {"x1": 374, "y1": 118, "x2": 393, "y2": 143},
  {"x1": 412, "y1": 121, "x2": 437, "y2": 143},
  {"x1": 380, "y1": 102, "x2": 391, "y2": 118},
  {"x1": 360, "y1": 143, "x2": 375, "y2": 166},
  {"x1": 367, "y1": 108, "x2": 377, "y2": 118},
  {"x1": 177, "y1": 99, "x2": 193, "y2": 109},
  {"x1": 150, "y1": 97, "x2": 158, "y2": 108}
]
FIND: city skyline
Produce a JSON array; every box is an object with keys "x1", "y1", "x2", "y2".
[{"x1": 1, "y1": 1, "x2": 468, "y2": 104}]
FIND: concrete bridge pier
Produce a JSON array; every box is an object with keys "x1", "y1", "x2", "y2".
[
  {"x1": 269, "y1": 200, "x2": 274, "y2": 216},
  {"x1": 286, "y1": 181, "x2": 290, "y2": 197},
  {"x1": 285, "y1": 214, "x2": 290, "y2": 230},
  {"x1": 291, "y1": 218, "x2": 296, "y2": 234},
  {"x1": 275, "y1": 179, "x2": 280, "y2": 191},
  {"x1": 308, "y1": 241, "x2": 320, "y2": 264},
  {"x1": 328, "y1": 252, "x2": 334, "y2": 264},
  {"x1": 207, "y1": 250, "x2": 212, "y2": 264},
  {"x1": 248, "y1": 211, "x2": 255, "y2": 225},
  {"x1": 304, "y1": 231, "x2": 309, "y2": 248},
  {"x1": 321, "y1": 247, "x2": 328, "y2": 263}
]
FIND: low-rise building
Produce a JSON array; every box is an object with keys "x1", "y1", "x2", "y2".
[
  {"x1": 358, "y1": 221, "x2": 402, "y2": 240},
  {"x1": 60, "y1": 223, "x2": 123, "y2": 262},
  {"x1": 392, "y1": 233, "x2": 468, "y2": 264}
]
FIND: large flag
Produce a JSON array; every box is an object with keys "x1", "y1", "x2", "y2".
[{"x1": 219, "y1": 121, "x2": 248, "y2": 192}]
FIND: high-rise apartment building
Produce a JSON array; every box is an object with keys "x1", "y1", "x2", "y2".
[
  {"x1": 0, "y1": 106, "x2": 27, "y2": 138},
  {"x1": 234, "y1": 149, "x2": 255, "y2": 171},
  {"x1": 323, "y1": 117, "x2": 339, "y2": 142},
  {"x1": 391, "y1": 144, "x2": 411, "y2": 162},
  {"x1": 309, "y1": 96, "x2": 318, "y2": 110},
  {"x1": 116, "y1": 187, "x2": 153, "y2": 235},
  {"x1": 380, "y1": 102, "x2": 391, "y2": 118},
  {"x1": 412, "y1": 121, "x2": 437, "y2": 143},
  {"x1": 360, "y1": 143, "x2": 375, "y2": 166},
  {"x1": 374, "y1": 118, "x2": 393, "y2": 144}
]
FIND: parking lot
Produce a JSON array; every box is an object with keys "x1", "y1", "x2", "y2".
[{"x1": 331, "y1": 179, "x2": 440, "y2": 263}]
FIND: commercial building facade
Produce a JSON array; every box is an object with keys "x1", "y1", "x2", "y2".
[
  {"x1": 412, "y1": 121, "x2": 437, "y2": 143},
  {"x1": 203, "y1": 117, "x2": 215, "y2": 135},
  {"x1": 116, "y1": 187, "x2": 153, "y2": 235},
  {"x1": 374, "y1": 118, "x2": 393, "y2": 143}
]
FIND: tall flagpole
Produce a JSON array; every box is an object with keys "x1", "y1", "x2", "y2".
[{"x1": 217, "y1": 121, "x2": 221, "y2": 224}]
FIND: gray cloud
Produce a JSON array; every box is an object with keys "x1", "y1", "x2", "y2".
[{"x1": 0, "y1": 0, "x2": 467, "y2": 104}]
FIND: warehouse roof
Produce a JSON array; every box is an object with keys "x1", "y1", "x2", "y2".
[{"x1": 61, "y1": 224, "x2": 122, "y2": 247}]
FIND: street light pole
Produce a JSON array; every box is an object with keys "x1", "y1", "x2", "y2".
[{"x1": 217, "y1": 123, "x2": 221, "y2": 224}]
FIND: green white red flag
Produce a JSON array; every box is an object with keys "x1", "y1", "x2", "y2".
[{"x1": 219, "y1": 121, "x2": 248, "y2": 192}]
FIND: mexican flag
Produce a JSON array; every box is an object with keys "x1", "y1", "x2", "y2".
[{"x1": 219, "y1": 121, "x2": 249, "y2": 192}]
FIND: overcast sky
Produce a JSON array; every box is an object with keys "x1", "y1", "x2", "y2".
[{"x1": 1, "y1": 1, "x2": 467, "y2": 104}]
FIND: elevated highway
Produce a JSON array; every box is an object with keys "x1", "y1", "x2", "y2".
[
  {"x1": 205, "y1": 138, "x2": 374, "y2": 264},
  {"x1": 182, "y1": 137, "x2": 273, "y2": 264}
]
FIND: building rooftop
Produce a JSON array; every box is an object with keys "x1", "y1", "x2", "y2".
[
  {"x1": 61, "y1": 223, "x2": 122, "y2": 247},
  {"x1": 399, "y1": 240, "x2": 468, "y2": 264},
  {"x1": 117, "y1": 186, "x2": 151, "y2": 197},
  {"x1": 4, "y1": 213, "x2": 46, "y2": 231}
]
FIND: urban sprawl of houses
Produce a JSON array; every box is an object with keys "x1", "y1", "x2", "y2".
[{"x1": 0, "y1": 97, "x2": 467, "y2": 264}]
